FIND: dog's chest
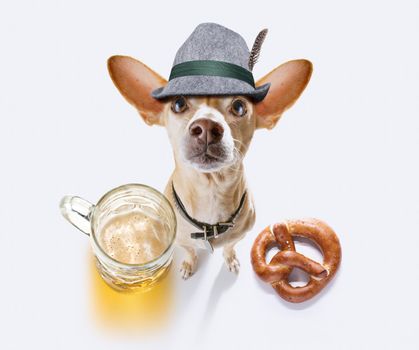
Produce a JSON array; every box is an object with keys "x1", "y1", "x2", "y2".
[{"x1": 192, "y1": 192, "x2": 230, "y2": 224}]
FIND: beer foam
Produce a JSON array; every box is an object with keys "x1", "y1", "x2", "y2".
[{"x1": 98, "y1": 210, "x2": 167, "y2": 264}]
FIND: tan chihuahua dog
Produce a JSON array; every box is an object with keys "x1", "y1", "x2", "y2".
[{"x1": 108, "y1": 24, "x2": 312, "y2": 279}]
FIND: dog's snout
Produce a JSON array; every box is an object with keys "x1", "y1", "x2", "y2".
[{"x1": 189, "y1": 118, "x2": 224, "y2": 144}]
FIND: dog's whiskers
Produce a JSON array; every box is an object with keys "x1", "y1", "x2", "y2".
[
  {"x1": 225, "y1": 147, "x2": 244, "y2": 172},
  {"x1": 232, "y1": 138, "x2": 247, "y2": 159}
]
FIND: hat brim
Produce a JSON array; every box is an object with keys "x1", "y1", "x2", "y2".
[{"x1": 151, "y1": 76, "x2": 270, "y2": 102}]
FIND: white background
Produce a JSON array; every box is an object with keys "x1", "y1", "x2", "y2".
[{"x1": 1, "y1": 1, "x2": 418, "y2": 349}]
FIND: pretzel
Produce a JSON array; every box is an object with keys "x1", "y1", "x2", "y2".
[{"x1": 251, "y1": 219, "x2": 341, "y2": 303}]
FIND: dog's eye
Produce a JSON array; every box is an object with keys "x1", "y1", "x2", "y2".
[
  {"x1": 171, "y1": 96, "x2": 188, "y2": 113},
  {"x1": 231, "y1": 99, "x2": 247, "y2": 117}
]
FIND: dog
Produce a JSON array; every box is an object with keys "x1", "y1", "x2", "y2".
[{"x1": 107, "y1": 23, "x2": 312, "y2": 279}]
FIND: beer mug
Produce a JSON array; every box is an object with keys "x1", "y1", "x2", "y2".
[{"x1": 60, "y1": 184, "x2": 176, "y2": 291}]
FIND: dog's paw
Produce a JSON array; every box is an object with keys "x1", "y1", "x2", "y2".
[
  {"x1": 180, "y1": 260, "x2": 195, "y2": 280},
  {"x1": 225, "y1": 253, "x2": 240, "y2": 274}
]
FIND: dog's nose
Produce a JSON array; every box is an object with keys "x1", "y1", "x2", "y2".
[{"x1": 189, "y1": 118, "x2": 224, "y2": 144}]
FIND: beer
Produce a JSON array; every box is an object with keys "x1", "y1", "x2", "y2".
[{"x1": 98, "y1": 210, "x2": 167, "y2": 265}]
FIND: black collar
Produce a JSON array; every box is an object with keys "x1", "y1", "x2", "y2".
[{"x1": 171, "y1": 182, "x2": 247, "y2": 241}]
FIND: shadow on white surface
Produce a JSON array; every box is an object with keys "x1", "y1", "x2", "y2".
[
  {"x1": 199, "y1": 264, "x2": 238, "y2": 328},
  {"x1": 172, "y1": 247, "x2": 211, "y2": 311}
]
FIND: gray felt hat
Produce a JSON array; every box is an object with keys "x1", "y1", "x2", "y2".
[{"x1": 151, "y1": 23, "x2": 271, "y2": 102}]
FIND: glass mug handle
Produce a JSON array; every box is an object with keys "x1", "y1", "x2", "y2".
[{"x1": 60, "y1": 196, "x2": 94, "y2": 236}]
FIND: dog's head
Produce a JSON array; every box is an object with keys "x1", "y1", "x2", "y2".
[{"x1": 108, "y1": 56, "x2": 312, "y2": 173}]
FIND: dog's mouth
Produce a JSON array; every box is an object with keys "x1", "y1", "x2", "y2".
[
  {"x1": 184, "y1": 145, "x2": 233, "y2": 172},
  {"x1": 192, "y1": 151, "x2": 223, "y2": 164}
]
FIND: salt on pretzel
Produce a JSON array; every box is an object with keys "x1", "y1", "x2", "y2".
[{"x1": 251, "y1": 218, "x2": 341, "y2": 303}]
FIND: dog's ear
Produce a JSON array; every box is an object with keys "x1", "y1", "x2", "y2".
[
  {"x1": 108, "y1": 55, "x2": 167, "y2": 126},
  {"x1": 254, "y1": 59, "x2": 313, "y2": 129}
]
